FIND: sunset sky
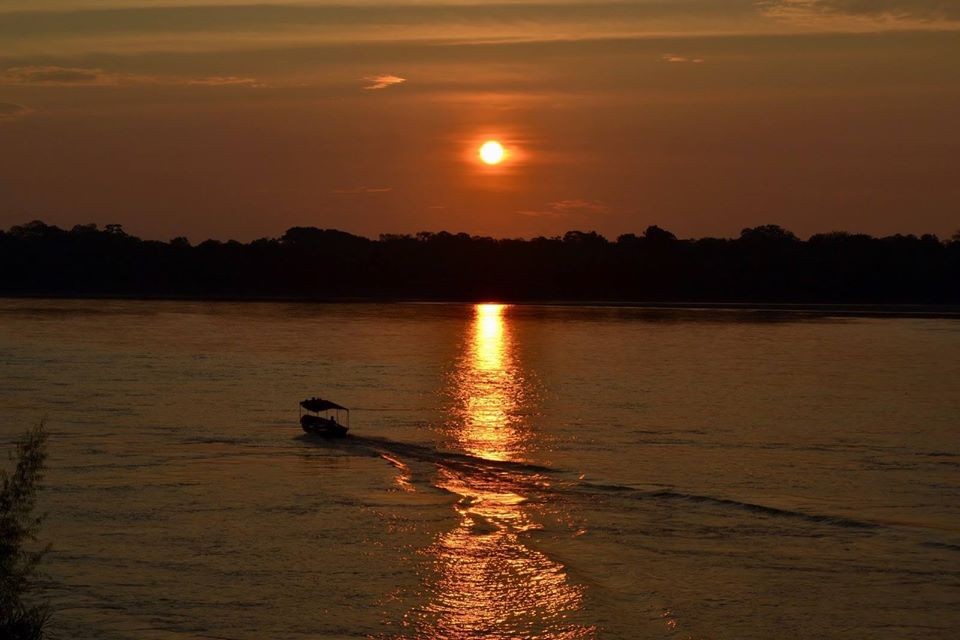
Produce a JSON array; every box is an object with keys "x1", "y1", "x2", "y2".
[{"x1": 1, "y1": 0, "x2": 958, "y2": 241}]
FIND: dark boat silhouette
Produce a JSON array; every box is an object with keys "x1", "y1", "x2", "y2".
[{"x1": 299, "y1": 397, "x2": 350, "y2": 437}]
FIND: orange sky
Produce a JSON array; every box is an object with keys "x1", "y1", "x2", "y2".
[{"x1": 1, "y1": 1, "x2": 958, "y2": 241}]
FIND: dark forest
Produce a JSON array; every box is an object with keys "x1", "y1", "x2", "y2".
[{"x1": 2, "y1": 220, "x2": 958, "y2": 303}]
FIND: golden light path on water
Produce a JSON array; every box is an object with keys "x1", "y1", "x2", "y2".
[
  {"x1": 457, "y1": 303, "x2": 523, "y2": 461},
  {"x1": 407, "y1": 304, "x2": 594, "y2": 639}
]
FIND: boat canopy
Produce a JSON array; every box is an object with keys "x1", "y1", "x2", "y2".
[{"x1": 300, "y1": 397, "x2": 349, "y2": 412}]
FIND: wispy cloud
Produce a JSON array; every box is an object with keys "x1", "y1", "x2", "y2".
[
  {"x1": 0, "y1": 3, "x2": 760, "y2": 40},
  {"x1": 363, "y1": 74, "x2": 406, "y2": 90},
  {"x1": 0, "y1": 102, "x2": 31, "y2": 120},
  {"x1": 519, "y1": 199, "x2": 610, "y2": 217},
  {"x1": 662, "y1": 54, "x2": 704, "y2": 63},
  {"x1": 333, "y1": 186, "x2": 393, "y2": 194},
  {"x1": 758, "y1": 0, "x2": 960, "y2": 24},
  {"x1": 0, "y1": 65, "x2": 116, "y2": 86},
  {"x1": 187, "y1": 76, "x2": 262, "y2": 87},
  {"x1": 2, "y1": 2, "x2": 954, "y2": 63},
  {"x1": 0, "y1": 65, "x2": 264, "y2": 88}
]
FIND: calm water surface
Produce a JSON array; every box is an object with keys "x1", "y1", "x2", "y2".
[{"x1": 1, "y1": 300, "x2": 959, "y2": 639}]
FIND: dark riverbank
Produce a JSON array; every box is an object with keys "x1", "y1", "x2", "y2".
[
  {"x1": 4, "y1": 220, "x2": 958, "y2": 306},
  {"x1": 3, "y1": 294, "x2": 959, "y2": 320}
]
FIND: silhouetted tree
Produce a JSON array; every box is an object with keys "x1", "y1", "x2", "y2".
[
  {"x1": 0, "y1": 424, "x2": 50, "y2": 639},
  {"x1": 562, "y1": 230, "x2": 607, "y2": 246},
  {"x1": 0, "y1": 221, "x2": 957, "y2": 303},
  {"x1": 643, "y1": 225, "x2": 677, "y2": 242}
]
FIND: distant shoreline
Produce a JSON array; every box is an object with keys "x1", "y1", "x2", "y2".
[
  {"x1": 3, "y1": 293, "x2": 959, "y2": 319},
  {"x1": 6, "y1": 222, "x2": 958, "y2": 308}
]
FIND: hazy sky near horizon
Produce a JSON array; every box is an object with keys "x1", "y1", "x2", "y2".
[{"x1": 1, "y1": 0, "x2": 958, "y2": 241}]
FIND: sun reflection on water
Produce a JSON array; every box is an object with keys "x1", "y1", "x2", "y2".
[
  {"x1": 451, "y1": 303, "x2": 527, "y2": 462},
  {"x1": 407, "y1": 304, "x2": 594, "y2": 639}
]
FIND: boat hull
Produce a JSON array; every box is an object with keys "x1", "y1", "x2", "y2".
[{"x1": 300, "y1": 414, "x2": 349, "y2": 437}]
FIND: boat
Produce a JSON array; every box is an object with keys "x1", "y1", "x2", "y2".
[{"x1": 299, "y1": 397, "x2": 350, "y2": 437}]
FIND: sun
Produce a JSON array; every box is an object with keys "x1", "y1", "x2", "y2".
[{"x1": 479, "y1": 140, "x2": 505, "y2": 165}]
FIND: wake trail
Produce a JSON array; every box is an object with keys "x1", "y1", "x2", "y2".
[
  {"x1": 322, "y1": 433, "x2": 557, "y2": 474},
  {"x1": 582, "y1": 484, "x2": 877, "y2": 529},
  {"x1": 301, "y1": 433, "x2": 880, "y2": 531}
]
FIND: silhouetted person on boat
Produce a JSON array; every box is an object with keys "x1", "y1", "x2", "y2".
[{"x1": 299, "y1": 397, "x2": 350, "y2": 437}]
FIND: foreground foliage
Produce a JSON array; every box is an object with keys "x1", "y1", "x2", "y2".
[
  {"x1": 2, "y1": 221, "x2": 959, "y2": 302},
  {"x1": 0, "y1": 425, "x2": 50, "y2": 639}
]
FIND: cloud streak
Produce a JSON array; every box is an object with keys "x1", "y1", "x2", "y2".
[
  {"x1": 187, "y1": 75, "x2": 261, "y2": 86},
  {"x1": 0, "y1": 65, "x2": 263, "y2": 87},
  {"x1": 0, "y1": 102, "x2": 31, "y2": 120},
  {"x1": 0, "y1": 2, "x2": 758, "y2": 38},
  {"x1": 363, "y1": 74, "x2": 406, "y2": 90},
  {"x1": 333, "y1": 186, "x2": 393, "y2": 194},
  {"x1": 662, "y1": 54, "x2": 704, "y2": 63},
  {"x1": 519, "y1": 199, "x2": 610, "y2": 217},
  {"x1": 0, "y1": 65, "x2": 116, "y2": 85},
  {"x1": 2, "y1": 2, "x2": 955, "y2": 64},
  {"x1": 759, "y1": 0, "x2": 960, "y2": 23}
]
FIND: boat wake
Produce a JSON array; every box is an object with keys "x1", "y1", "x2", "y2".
[
  {"x1": 588, "y1": 485, "x2": 877, "y2": 529},
  {"x1": 297, "y1": 432, "x2": 556, "y2": 476},
  {"x1": 299, "y1": 433, "x2": 882, "y2": 532}
]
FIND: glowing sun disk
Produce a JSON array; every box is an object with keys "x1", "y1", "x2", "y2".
[{"x1": 479, "y1": 140, "x2": 505, "y2": 165}]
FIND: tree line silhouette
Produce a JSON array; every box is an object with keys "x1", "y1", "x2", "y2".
[{"x1": 2, "y1": 220, "x2": 958, "y2": 303}]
